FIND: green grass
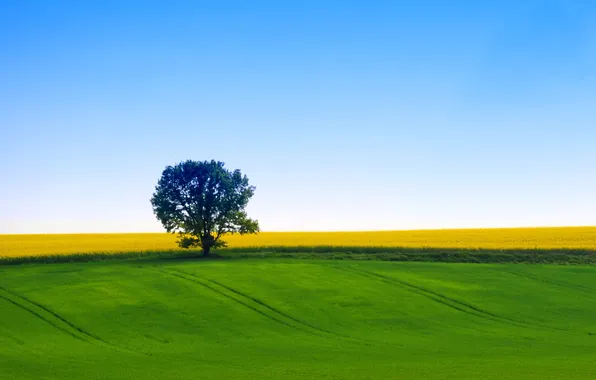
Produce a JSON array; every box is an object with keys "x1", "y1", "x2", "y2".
[
  {"x1": 2, "y1": 246, "x2": 596, "y2": 265},
  {"x1": 2, "y1": 259, "x2": 596, "y2": 379}
]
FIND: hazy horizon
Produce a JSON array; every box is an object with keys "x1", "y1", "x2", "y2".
[
  {"x1": 2, "y1": 225, "x2": 596, "y2": 236},
  {"x1": 2, "y1": 1, "x2": 595, "y2": 234}
]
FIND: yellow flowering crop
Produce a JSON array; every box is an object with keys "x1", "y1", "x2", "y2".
[{"x1": 1, "y1": 227, "x2": 595, "y2": 258}]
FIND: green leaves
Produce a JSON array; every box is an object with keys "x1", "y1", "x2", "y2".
[
  {"x1": 151, "y1": 160, "x2": 260, "y2": 255},
  {"x1": 176, "y1": 235, "x2": 201, "y2": 249}
]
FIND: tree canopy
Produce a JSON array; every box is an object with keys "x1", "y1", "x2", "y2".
[{"x1": 150, "y1": 160, "x2": 259, "y2": 255}]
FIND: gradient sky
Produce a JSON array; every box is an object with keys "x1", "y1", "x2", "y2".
[{"x1": 1, "y1": 0, "x2": 595, "y2": 233}]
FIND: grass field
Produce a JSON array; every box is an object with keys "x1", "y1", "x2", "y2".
[
  {"x1": 2, "y1": 226, "x2": 596, "y2": 258},
  {"x1": 2, "y1": 258, "x2": 596, "y2": 379}
]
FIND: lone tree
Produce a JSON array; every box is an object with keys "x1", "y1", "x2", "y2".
[{"x1": 150, "y1": 160, "x2": 259, "y2": 256}]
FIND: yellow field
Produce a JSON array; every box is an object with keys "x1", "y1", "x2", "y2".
[{"x1": 1, "y1": 227, "x2": 596, "y2": 258}]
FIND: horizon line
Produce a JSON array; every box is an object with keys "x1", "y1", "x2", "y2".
[{"x1": 2, "y1": 225, "x2": 595, "y2": 236}]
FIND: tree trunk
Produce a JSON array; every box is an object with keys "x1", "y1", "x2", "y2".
[{"x1": 201, "y1": 234, "x2": 215, "y2": 257}]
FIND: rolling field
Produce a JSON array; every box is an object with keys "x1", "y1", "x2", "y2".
[
  {"x1": 2, "y1": 259, "x2": 596, "y2": 379},
  {"x1": 2, "y1": 226, "x2": 596, "y2": 258}
]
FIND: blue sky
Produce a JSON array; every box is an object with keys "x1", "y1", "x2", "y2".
[{"x1": 1, "y1": 0, "x2": 595, "y2": 233}]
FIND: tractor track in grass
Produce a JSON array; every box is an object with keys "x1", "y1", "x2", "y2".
[
  {"x1": 177, "y1": 270, "x2": 363, "y2": 341},
  {"x1": 150, "y1": 268, "x2": 312, "y2": 334},
  {"x1": 151, "y1": 267, "x2": 376, "y2": 346},
  {"x1": 331, "y1": 265, "x2": 570, "y2": 333},
  {"x1": 0, "y1": 293, "x2": 81, "y2": 342},
  {"x1": 494, "y1": 268, "x2": 596, "y2": 295},
  {"x1": 0, "y1": 330, "x2": 26, "y2": 345},
  {"x1": 0, "y1": 285, "x2": 148, "y2": 355}
]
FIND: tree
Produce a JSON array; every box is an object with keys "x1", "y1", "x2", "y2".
[{"x1": 150, "y1": 160, "x2": 259, "y2": 256}]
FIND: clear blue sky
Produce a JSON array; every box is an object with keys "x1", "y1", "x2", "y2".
[{"x1": 1, "y1": 0, "x2": 595, "y2": 233}]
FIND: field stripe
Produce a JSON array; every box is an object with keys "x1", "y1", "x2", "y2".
[
  {"x1": 0, "y1": 287, "x2": 90, "y2": 343},
  {"x1": 168, "y1": 269, "x2": 380, "y2": 345},
  {"x1": 494, "y1": 268, "x2": 596, "y2": 294},
  {"x1": 153, "y1": 267, "x2": 375, "y2": 345},
  {"x1": 0, "y1": 285, "x2": 147, "y2": 355},
  {"x1": 332, "y1": 265, "x2": 568, "y2": 332},
  {"x1": 178, "y1": 271, "x2": 347, "y2": 337},
  {"x1": 0, "y1": 324, "x2": 26, "y2": 346},
  {"x1": 331, "y1": 266, "x2": 492, "y2": 320},
  {"x1": 149, "y1": 267, "x2": 316, "y2": 334},
  {"x1": 207, "y1": 278, "x2": 327, "y2": 330}
]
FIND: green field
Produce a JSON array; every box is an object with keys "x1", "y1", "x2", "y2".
[{"x1": 2, "y1": 259, "x2": 596, "y2": 379}]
